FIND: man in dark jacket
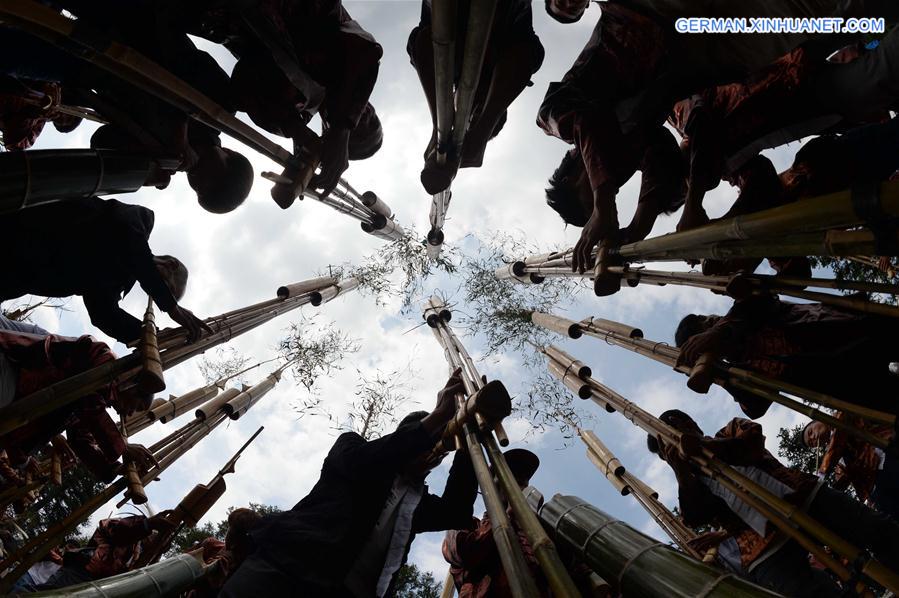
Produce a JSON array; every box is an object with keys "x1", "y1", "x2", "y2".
[
  {"x1": 221, "y1": 370, "x2": 479, "y2": 597},
  {"x1": 0, "y1": 196, "x2": 209, "y2": 345},
  {"x1": 674, "y1": 294, "x2": 899, "y2": 418}
]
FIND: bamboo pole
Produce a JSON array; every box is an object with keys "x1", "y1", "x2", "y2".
[
  {"x1": 119, "y1": 420, "x2": 148, "y2": 505},
  {"x1": 0, "y1": 276, "x2": 352, "y2": 438},
  {"x1": 614, "y1": 182, "x2": 899, "y2": 260},
  {"x1": 449, "y1": 0, "x2": 498, "y2": 152},
  {"x1": 441, "y1": 569, "x2": 456, "y2": 598},
  {"x1": 533, "y1": 311, "x2": 895, "y2": 447},
  {"x1": 136, "y1": 297, "x2": 165, "y2": 393},
  {"x1": 26, "y1": 553, "x2": 207, "y2": 597},
  {"x1": 528, "y1": 265, "x2": 899, "y2": 319},
  {"x1": 0, "y1": 0, "x2": 399, "y2": 229},
  {"x1": 539, "y1": 495, "x2": 783, "y2": 598},
  {"x1": 432, "y1": 0, "x2": 457, "y2": 163},
  {"x1": 118, "y1": 412, "x2": 230, "y2": 508},
  {"x1": 547, "y1": 348, "x2": 896, "y2": 594},
  {"x1": 426, "y1": 299, "x2": 581, "y2": 598},
  {"x1": 577, "y1": 428, "x2": 702, "y2": 559},
  {"x1": 225, "y1": 364, "x2": 289, "y2": 420}
]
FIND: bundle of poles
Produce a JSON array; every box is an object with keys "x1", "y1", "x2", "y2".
[
  {"x1": 574, "y1": 425, "x2": 706, "y2": 561},
  {"x1": 498, "y1": 180, "x2": 899, "y2": 296},
  {"x1": 426, "y1": 0, "x2": 498, "y2": 256},
  {"x1": 0, "y1": 417, "x2": 265, "y2": 593},
  {"x1": 532, "y1": 492, "x2": 783, "y2": 598},
  {"x1": 535, "y1": 327, "x2": 899, "y2": 594},
  {"x1": 0, "y1": 274, "x2": 358, "y2": 439},
  {"x1": 124, "y1": 357, "x2": 281, "y2": 437},
  {"x1": 532, "y1": 311, "x2": 894, "y2": 451},
  {"x1": 116, "y1": 364, "x2": 288, "y2": 509},
  {"x1": 0, "y1": 0, "x2": 406, "y2": 241},
  {"x1": 423, "y1": 297, "x2": 581, "y2": 598}
]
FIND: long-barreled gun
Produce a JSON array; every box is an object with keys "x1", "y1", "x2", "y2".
[{"x1": 136, "y1": 426, "x2": 264, "y2": 567}]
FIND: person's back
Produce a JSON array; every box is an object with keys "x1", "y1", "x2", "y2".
[
  {"x1": 2, "y1": 197, "x2": 150, "y2": 298},
  {"x1": 247, "y1": 428, "x2": 432, "y2": 591}
]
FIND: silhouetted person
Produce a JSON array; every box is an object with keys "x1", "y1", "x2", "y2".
[
  {"x1": 221, "y1": 371, "x2": 477, "y2": 598},
  {"x1": 1, "y1": 197, "x2": 210, "y2": 345},
  {"x1": 649, "y1": 409, "x2": 899, "y2": 598},
  {"x1": 675, "y1": 295, "x2": 899, "y2": 418},
  {"x1": 0, "y1": 327, "x2": 157, "y2": 482},
  {"x1": 225, "y1": 0, "x2": 383, "y2": 199},
  {"x1": 408, "y1": 0, "x2": 545, "y2": 194},
  {"x1": 803, "y1": 416, "x2": 899, "y2": 521}
]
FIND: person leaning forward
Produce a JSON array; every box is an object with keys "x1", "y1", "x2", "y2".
[
  {"x1": 220, "y1": 370, "x2": 478, "y2": 598},
  {"x1": 0, "y1": 197, "x2": 210, "y2": 345}
]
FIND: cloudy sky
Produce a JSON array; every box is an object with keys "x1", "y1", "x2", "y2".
[{"x1": 20, "y1": 0, "x2": 816, "y2": 584}]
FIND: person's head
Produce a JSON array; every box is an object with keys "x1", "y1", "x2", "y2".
[
  {"x1": 647, "y1": 409, "x2": 703, "y2": 459},
  {"x1": 114, "y1": 385, "x2": 153, "y2": 417},
  {"x1": 225, "y1": 507, "x2": 262, "y2": 554},
  {"x1": 51, "y1": 113, "x2": 82, "y2": 133},
  {"x1": 187, "y1": 146, "x2": 254, "y2": 214},
  {"x1": 781, "y1": 135, "x2": 844, "y2": 200},
  {"x1": 545, "y1": 0, "x2": 588, "y2": 23},
  {"x1": 546, "y1": 149, "x2": 592, "y2": 227},
  {"x1": 674, "y1": 314, "x2": 721, "y2": 348},
  {"x1": 153, "y1": 255, "x2": 189, "y2": 301},
  {"x1": 348, "y1": 103, "x2": 384, "y2": 160},
  {"x1": 397, "y1": 411, "x2": 447, "y2": 479},
  {"x1": 801, "y1": 421, "x2": 832, "y2": 449},
  {"x1": 501, "y1": 449, "x2": 540, "y2": 489}
]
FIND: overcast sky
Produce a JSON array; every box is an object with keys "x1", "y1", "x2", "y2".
[{"x1": 20, "y1": 0, "x2": 817, "y2": 583}]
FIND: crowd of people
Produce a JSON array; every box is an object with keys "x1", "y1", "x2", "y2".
[{"x1": 1, "y1": 0, "x2": 898, "y2": 596}]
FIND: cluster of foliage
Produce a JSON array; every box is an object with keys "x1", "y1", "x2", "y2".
[
  {"x1": 457, "y1": 232, "x2": 583, "y2": 365},
  {"x1": 323, "y1": 228, "x2": 459, "y2": 312},
  {"x1": 8, "y1": 465, "x2": 107, "y2": 543},
  {"x1": 808, "y1": 256, "x2": 897, "y2": 305},
  {"x1": 278, "y1": 314, "x2": 360, "y2": 392}
]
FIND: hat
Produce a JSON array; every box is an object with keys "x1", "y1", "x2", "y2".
[{"x1": 501, "y1": 449, "x2": 540, "y2": 486}]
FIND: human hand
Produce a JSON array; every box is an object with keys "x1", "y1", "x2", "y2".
[
  {"x1": 688, "y1": 530, "x2": 729, "y2": 553},
  {"x1": 149, "y1": 510, "x2": 178, "y2": 532},
  {"x1": 123, "y1": 444, "x2": 158, "y2": 474},
  {"x1": 676, "y1": 332, "x2": 722, "y2": 369},
  {"x1": 435, "y1": 368, "x2": 465, "y2": 420},
  {"x1": 166, "y1": 304, "x2": 212, "y2": 343},
  {"x1": 572, "y1": 212, "x2": 606, "y2": 274},
  {"x1": 310, "y1": 126, "x2": 351, "y2": 199}
]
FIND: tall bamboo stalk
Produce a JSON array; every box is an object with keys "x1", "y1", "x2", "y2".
[
  {"x1": 545, "y1": 347, "x2": 898, "y2": 594},
  {"x1": 136, "y1": 297, "x2": 166, "y2": 392},
  {"x1": 532, "y1": 311, "x2": 894, "y2": 448},
  {"x1": 0, "y1": 276, "x2": 354, "y2": 438},
  {"x1": 576, "y1": 428, "x2": 701, "y2": 559},
  {"x1": 431, "y1": 0, "x2": 457, "y2": 164},
  {"x1": 426, "y1": 299, "x2": 581, "y2": 598},
  {"x1": 615, "y1": 182, "x2": 899, "y2": 262},
  {"x1": 449, "y1": 0, "x2": 498, "y2": 152},
  {"x1": 0, "y1": 0, "x2": 402, "y2": 233},
  {"x1": 516, "y1": 263, "x2": 899, "y2": 319}
]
